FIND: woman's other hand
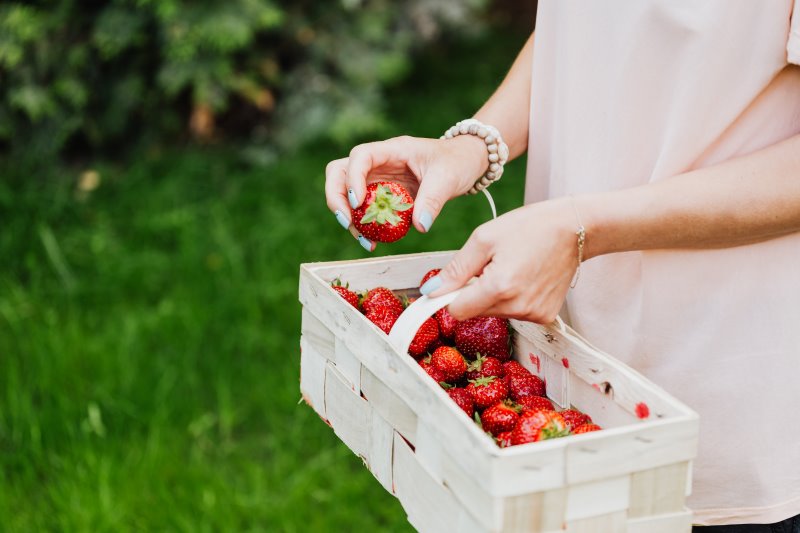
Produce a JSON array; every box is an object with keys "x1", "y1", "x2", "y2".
[{"x1": 421, "y1": 198, "x2": 581, "y2": 324}]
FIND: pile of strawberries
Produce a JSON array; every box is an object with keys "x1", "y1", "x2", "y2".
[{"x1": 332, "y1": 269, "x2": 601, "y2": 447}]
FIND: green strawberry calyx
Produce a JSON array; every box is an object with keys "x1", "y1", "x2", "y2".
[
  {"x1": 469, "y1": 376, "x2": 496, "y2": 387},
  {"x1": 359, "y1": 185, "x2": 412, "y2": 226},
  {"x1": 467, "y1": 353, "x2": 486, "y2": 372},
  {"x1": 540, "y1": 425, "x2": 571, "y2": 440}
]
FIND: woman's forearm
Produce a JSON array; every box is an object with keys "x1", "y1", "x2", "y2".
[
  {"x1": 581, "y1": 133, "x2": 800, "y2": 259},
  {"x1": 472, "y1": 32, "x2": 535, "y2": 160}
]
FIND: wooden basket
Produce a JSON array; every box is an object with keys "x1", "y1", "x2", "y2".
[{"x1": 298, "y1": 251, "x2": 699, "y2": 532}]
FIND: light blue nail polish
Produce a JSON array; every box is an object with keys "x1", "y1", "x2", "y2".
[
  {"x1": 357, "y1": 235, "x2": 373, "y2": 252},
  {"x1": 334, "y1": 210, "x2": 350, "y2": 230},
  {"x1": 348, "y1": 188, "x2": 359, "y2": 209},
  {"x1": 419, "y1": 211, "x2": 433, "y2": 233},
  {"x1": 419, "y1": 275, "x2": 442, "y2": 295}
]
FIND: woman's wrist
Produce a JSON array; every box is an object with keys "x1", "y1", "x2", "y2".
[
  {"x1": 444, "y1": 134, "x2": 491, "y2": 189},
  {"x1": 442, "y1": 118, "x2": 510, "y2": 194},
  {"x1": 570, "y1": 194, "x2": 610, "y2": 262},
  {"x1": 572, "y1": 188, "x2": 654, "y2": 261}
]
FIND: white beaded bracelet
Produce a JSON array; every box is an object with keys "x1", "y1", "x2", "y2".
[{"x1": 441, "y1": 118, "x2": 510, "y2": 194}]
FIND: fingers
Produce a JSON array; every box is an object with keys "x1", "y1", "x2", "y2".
[
  {"x1": 345, "y1": 136, "x2": 415, "y2": 208},
  {"x1": 452, "y1": 271, "x2": 505, "y2": 319},
  {"x1": 325, "y1": 156, "x2": 376, "y2": 252},
  {"x1": 325, "y1": 157, "x2": 352, "y2": 221},
  {"x1": 420, "y1": 224, "x2": 494, "y2": 298},
  {"x1": 412, "y1": 167, "x2": 451, "y2": 234},
  {"x1": 348, "y1": 225, "x2": 376, "y2": 252}
]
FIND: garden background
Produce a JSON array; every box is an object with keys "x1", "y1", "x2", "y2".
[{"x1": 1, "y1": 1, "x2": 533, "y2": 530}]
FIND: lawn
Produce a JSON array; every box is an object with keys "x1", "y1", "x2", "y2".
[{"x1": 0, "y1": 31, "x2": 528, "y2": 532}]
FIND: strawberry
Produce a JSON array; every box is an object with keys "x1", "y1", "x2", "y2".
[
  {"x1": 480, "y1": 401, "x2": 520, "y2": 436},
  {"x1": 516, "y1": 395, "x2": 555, "y2": 413},
  {"x1": 361, "y1": 287, "x2": 403, "y2": 315},
  {"x1": 502, "y1": 360, "x2": 530, "y2": 378},
  {"x1": 455, "y1": 317, "x2": 511, "y2": 360},
  {"x1": 352, "y1": 182, "x2": 413, "y2": 243},
  {"x1": 466, "y1": 354, "x2": 504, "y2": 381},
  {"x1": 572, "y1": 423, "x2": 602, "y2": 434},
  {"x1": 408, "y1": 317, "x2": 439, "y2": 358},
  {"x1": 510, "y1": 410, "x2": 569, "y2": 445},
  {"x1": 435, "y1": 307, "x2": 459, "y2": 341},
  {"x1": 446, "y1": 387, "x2": 474, "y2": 418},
  {"x1": 559, "y1": 409, "x2": 592, "y2": 431},
  {"x1": 418, "y1": 269, "x2": 461, "y2": 339},
  {"x1": 420, "y1": 268, "x2": 440, "y2": 287},
  {"x1": 365, "y1": 306, "x2": 401, "y2": 334},
  {"x1": 496, "y1": 431, "x2": 514, "y2": 448},
  {"x1": 507, "y1": 372, "x2": 546, "y2": 401},
  {"x1": 331, "y1": 278, "x2": 360, "y2": 309},
  {"x1": 466, "y1": 376, "x2": 509, "y2": 410},
  {"x1": 427, "y1": 336, "x2": 446, "y2": 354},
  {"x1": 431, "y1": 346, "x2": 467, "y2": 382},
  {"x1": 419, "y1": 355, "x2": 447, "y2": 383}
]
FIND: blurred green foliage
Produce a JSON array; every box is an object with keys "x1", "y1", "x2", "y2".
[
  {"x1": 0, "y1": 0, "x2": 486, "y2": 161},
  {"x1": 0, "y1": 29, "x2": 530, "y2": 531}
]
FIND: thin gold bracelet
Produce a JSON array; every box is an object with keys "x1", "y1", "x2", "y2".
[{"x1": 569, "y1": 196, "x2": 586, "y2": 289}]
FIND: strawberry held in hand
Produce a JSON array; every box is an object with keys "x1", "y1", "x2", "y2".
[{"x1": 352, "y1": 182, "x2": 414, "y2": 243}]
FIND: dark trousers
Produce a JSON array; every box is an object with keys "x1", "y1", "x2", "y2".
[{"x1": 693, "y1": 514, "x2": 800, "y2": 533}]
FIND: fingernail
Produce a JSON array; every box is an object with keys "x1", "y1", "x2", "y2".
[
  {"x1": 348, "y1": 188, "x2": 359, "y2": 209},
  {"x1": 418, "y1": 211, "x2": 433, "y2": 233},
  {"x1": 357, "y1": 234, "x2": 374, "y2": 252},
  {"x1": 334, "y1": 210, "x2": 350, "y2": 230},
  {"x1": 419, "y1": 275, "x2": 442, "y2": 295}
]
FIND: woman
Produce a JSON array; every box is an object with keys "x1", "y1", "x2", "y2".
[{"x1": 325, "y1": 1, "x2": 800, "y2": 530}]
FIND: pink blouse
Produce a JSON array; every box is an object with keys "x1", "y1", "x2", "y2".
[{"x1": 525, "y1": 0, "x2": 800, "y2": 526}]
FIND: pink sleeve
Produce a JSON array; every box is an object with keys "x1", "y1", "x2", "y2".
[{"x1": 790, "y1": 0, "x2": 800, "y2": 64}]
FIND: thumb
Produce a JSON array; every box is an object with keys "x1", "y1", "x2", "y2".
[{"x1": 412, "y1": 168, "x2": 458, "y2": 234}]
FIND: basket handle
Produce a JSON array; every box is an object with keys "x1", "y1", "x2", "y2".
[
  {"x1": 388, "y1": 287, "x2": 596, "y2": 357},
  {"x1": 388, "y1": 189, "x2": 498, "y2": 354},
  {"x1": 388, "y1": 288, "x2": 465, "y2": 354}
]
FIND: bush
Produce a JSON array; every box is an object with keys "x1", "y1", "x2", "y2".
[{"x1": 0, "y1": 0, "x2": 487, "y2": 161}]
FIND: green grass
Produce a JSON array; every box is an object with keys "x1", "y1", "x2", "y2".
[{"x1": 0, "y1": 31, "x2": 528, "y2": 532}]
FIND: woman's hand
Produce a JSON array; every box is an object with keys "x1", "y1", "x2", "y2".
[
  {"x1": 325, "y1": 134, "x2": 488, "y2": 251},
  {"x1": 421, "y1": 197, "x2": 581, "y2": 323}
]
